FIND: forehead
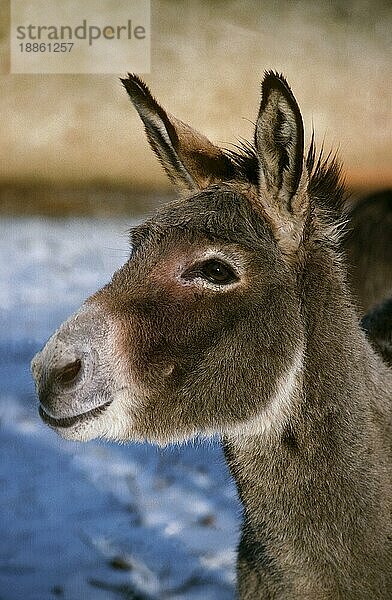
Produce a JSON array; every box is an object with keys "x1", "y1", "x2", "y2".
[{"x1": 131, "y1": 187, "x2": 274, "y2": 252}]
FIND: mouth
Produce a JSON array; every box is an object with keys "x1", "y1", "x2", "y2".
[{"x1": 39, "y1": 401, "x2": 112, "y2": 428}]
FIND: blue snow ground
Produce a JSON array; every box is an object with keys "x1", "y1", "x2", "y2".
[{"x1": 0, "y1": 218, "x2": 239, "y2": 600}]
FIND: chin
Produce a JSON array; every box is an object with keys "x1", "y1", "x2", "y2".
[{"x1": 38, "y1": 394, "x2": 136, "y2": 443}]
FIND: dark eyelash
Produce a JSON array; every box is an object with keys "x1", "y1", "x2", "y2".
[{"x1": 183, "y1": 259, "x2": 238, "y2": 285}]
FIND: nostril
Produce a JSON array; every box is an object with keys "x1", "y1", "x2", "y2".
[{"x1": 57, "y1": 358, "x2": 82, "y2": 386}]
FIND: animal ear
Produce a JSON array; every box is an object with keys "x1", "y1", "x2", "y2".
[
  {"x1": 121, "y1": 74, "x2": 234, "y2": 193},
  {"x1": 255, "y1": 71, "x2": 305, "y2": 214}
]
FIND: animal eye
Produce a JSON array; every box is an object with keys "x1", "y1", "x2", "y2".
[{"x1": 194, "y1": 259, "x2": 238, "y2": 285}]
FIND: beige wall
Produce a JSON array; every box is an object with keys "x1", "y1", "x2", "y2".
[{"x1": 0, "y1": 0, "x2": 391, "y2": 192}]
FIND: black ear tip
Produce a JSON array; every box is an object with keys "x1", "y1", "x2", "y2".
[
  {"x1": 261, "y1": 70, "x2": 292, "y2": 96},
  {"x1": 263, "y1": 69, "x2": 284, "y2": 81},
  {"x1": 120, "y1": 74, "x2": 134, "y2": 91},
  {"x1": 120, "y1": 72, "x2": 146, "y2": 86},
  {"x1": 127, "y1": 72, "x2": 143, "y2": 82},
  {"x1": 121, "y1": 73, "x2": 152, "y2": 101}
]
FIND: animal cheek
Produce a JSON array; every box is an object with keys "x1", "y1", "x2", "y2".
[{"x1": 109, "y1": 318, "x2": 170, "y2": 390}]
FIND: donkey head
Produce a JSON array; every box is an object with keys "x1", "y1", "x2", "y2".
[{"x1": 31, "y1": 72, "x2": 343, "y2": 444}]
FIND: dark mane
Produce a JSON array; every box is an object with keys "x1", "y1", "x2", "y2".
[
  {"x1": 224, "y1": 140, "x2": 259, "y2": 184},
  {"x1": 306, "y1": 133, "x2": 347, "y2": 219},
  {"x1": 224, "y1": 135, "x2": 347, "y2": 220}
]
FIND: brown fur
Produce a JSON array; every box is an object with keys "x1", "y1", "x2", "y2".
[{"x1": 32, "y1": 71, "x2": 392, "y2": 598}]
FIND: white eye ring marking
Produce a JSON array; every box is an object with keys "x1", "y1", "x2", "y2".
[{"x1": 177, "y1": 248, "x2": 245, "y2": 291}]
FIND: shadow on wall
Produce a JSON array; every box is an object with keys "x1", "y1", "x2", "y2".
[{"x1": 0, "y1": 0, "x2": 390, "y2": 215}]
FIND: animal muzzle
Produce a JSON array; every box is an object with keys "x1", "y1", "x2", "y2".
[{"x1": 31, "y1": 303, "x2": 115, "y2": 430}]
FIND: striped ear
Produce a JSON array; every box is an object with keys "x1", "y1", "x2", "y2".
[
  {"x1": 255, "y1": 71, "x2": 304, "y2": 207},
  {"x1": 121, "y1": 74, "x2": 234, "y2": 193},
  {"x1": 254, "y1": 71, "x2": 308, "y2": 254}
]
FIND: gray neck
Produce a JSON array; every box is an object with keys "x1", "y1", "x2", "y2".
[{"x1": 223, "y1": 253, "x2": 392, "y2": 597}]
